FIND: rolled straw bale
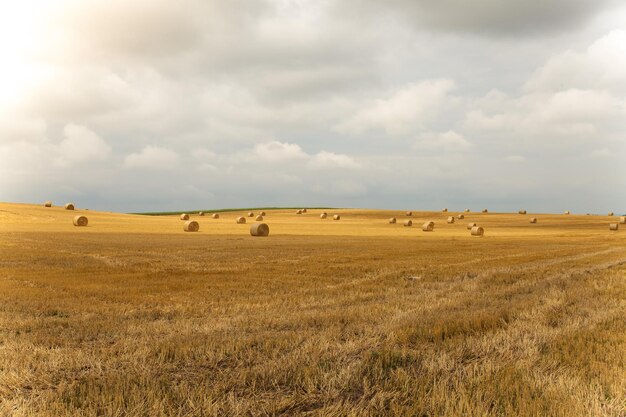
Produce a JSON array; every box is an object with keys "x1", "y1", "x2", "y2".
[
  {"x1": 467, "y1": 222, "x2": 477, "y2": 230},
  {"x1": 302, "y1": 209, "x2": 307, "y2": 213},
  {"x1": 609, "y1": 223, "x2": 618, "y2": 231},
  {"x1": 260, "y1": 211, "x2": 266, "y2": 216},
  {"x1": 250, "y1": 223, "x2": 270, "y2": 236},
  {"x1": 464, "y1": 208, "x2": 470, "y2": 212},
  {"x1": 296, "y1": 209, "x2": 303, "y2": 214},
  {"x1": 44, "y1": 201, "x2": 52, "y2": 207},
  {"x1": 184, "y1": 221, "x2": 199, "y2": 232},
  {"x1": 608, "y1": 212, "x2": 614, "y2": 216},
  {"x1": 248, "y1": 212, "x2": 254, "y2": 217},
  {"x1": 422, "y1": 221, "x2": 434, "y2": 232},
  {"x1": 73, "y1": 215, "x2": 88, "y2": 227},
  {"x1": 471, "y1": 226, "x2": 484, "y2": 236},
  {"x1": 236, "y1": 216, "x2": 246, "y2": 224},
  {"x1": 620, "y1": 216, "x2": 626, "y2": 224},
  {"x1": 564, "y1": 210, "x2": 570, "y2": 215},
  {"x1": 255, "y1": 215, "x2": 264, "y2": 221},
  {"x1": 320, "y1": 212, "x2": 328, "y2": 219},
  {"x1": 530, "y1": 218, "x2": 537, "y2": 223},
  {"x1": 404, "y1": 220, "x2": 412, "y2": 227},
  {"x1": 447, "y1": 216, "x2": 455, "y2": 224},
  {"x1": 180, "y1": 213, "x2": 189, "y2": 221},
  {"x1": 457, "y1": 214, "x2": 465, "y2": 220},
  {"x1": 482, "y1": 209, "x2": 488, "y2": 213},
  {"x1": 519, "y1": 209, "x2": 527, "y2": 214},
  {"x1": 198, "y1": 212, "x2": 205, "y2": 216},
  {"x1": 333, "y1": 214, "x2": 341, "y2": 220},
  {"x1": 389, "y1": 217, "x2": 397, "y2": 224},
  {"x1": 406, "y1": 211, "x2": 412, "y2": 216},
  {"x1": 442, "y1": 208, "x2": 448, "y2": 212},
  {"x1": 65, "y1": 203, "x2": 75, "y2": 210},
  {"x1": 212, "y1": 213, "x2": 220, "y2": 219}
]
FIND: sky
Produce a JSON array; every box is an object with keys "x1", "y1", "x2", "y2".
[{"x1": 1, "y1": 0, "x2": 625, "y2": 213}]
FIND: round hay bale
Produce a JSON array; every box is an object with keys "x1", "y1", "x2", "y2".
[
  {"x1": 333, "y1": 214, "x2": 341, "y2": 220},
  {"x1": 65, "y1": 203, "x2": 75, "y2": 210},
  {"x1": 467, "y1": 222, "x2": 477, "y2": 230},
  {"x1": 184, "y1": 221, "x2": 199, "y2": 232},
  {"x1": 248, "y1": 212, "x2": 254, "y2": 217},
  {"x1": 519, "y1": 209, "x2": 527, "y2": 214},
  {"x1": 44, "y1": 201, "x2": 52, "y2": 207},
  {"x1": 73, "y1": 215, "x2": 88, "y2": 227},
  {"x1": 260, "y1": 211, "x2": 266, "y2": 216},
  {"x1": 442, "y1": 208, "x2": 448, "y2": 212},
  {"x1": 530, "y1": 218, "x2": 537, "y2": 223},
  {"x1": 564, "y1": 210, "x2": 570, "y2": 215},
  {"x1": 422, "y1": 221, "x2": 434, "y2": 232},
  {"x1": 406, "y1": 211, "x2": 412, "y2": 216},
  {"x1": 404, "y1": 220, "x2": 412, "y2": 227},
  {"x1": 609, "y1": 223, "x2": 618, "y2": 231},
  {"x1": 199, "y1": 212, "x2": 205, "y2": 216},
  {"x1": 212, "y1": 213, "x2": 220, "y2": 219},
  {"x1": 457, "y1": 214, "x2": 465, "y2": 220},
  {"x1": 471, "y1": 226, "x2": 484, "y2": 236},
  {"x1": 620, "y1": 216, "x2": 625, "y2": 224},
  {"x1": 180, "y1": 213, "x2": 189, "y2": 221},
  {"x1": 302, "y1": 209, "x2": 307, "y2": 213},
  {"x1": 250, "y1": 222, "x2": 270, "y2": 237},
  {"x1": 464, "y1": 208, "x2": 470, "y2": 213},
  {"x1": 608, "y1": 212, "x2": 614, "y2": 216},
  {"x1": 236, "y1": 216, "x2": 246, "y2": 224},
  {"x1": 447, "y1": 216, "x2": 455, "y2": 224},
  {"x1": 296, "y1": 209, "x2": 303, "y2": 214},
  {"x1": 255, "y1": 215, "x2": 264, "y2": 221},
  {"x1": 389, "y1": 217, "x2": 397, "y2": 224},
  {"x1": 320, "y1": 213, "x2": 328, "y2": 219},
  {"x1": 482, "y1": 209, "x2": 488, "y2": 213}
]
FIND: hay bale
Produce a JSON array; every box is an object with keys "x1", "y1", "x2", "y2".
[
  {"x1": 530, "y1": 218, "x2": 537, "y2": 223},
  {"x1": 467, "y1": 222, "x2": 477, "y2": 230},
  {"x1": 422, "y1": 221, "x2": 434, "y2": 232},
  {"x1": 260, "y1": 211, "x2": 266, "y2": 216},
  {"x1": 406, "y1": 211, "x2": 412, "y2": 216},
  {"x1": 404, "y1": 220, "x2": 412, "y2": 227},
  {"x1": 296, "y1": 209, "x2": 303, "y2": 214},
  {"x1": 464, "y1": 208, "x2": 470, "y2": 212},
  {"x1": 65, "y1": 203, "x2": 75, "y2": 210},
  {"x1": 236, "y1": 216, "x2": 246, "y2": 224},
  {"x1": 250, "y1": 222, "x2": 270, "y2": 237},
  {"x1": 255, "y1": 215, "x2": 264, "y2": 221},
  {"x1": 564, "y1": 210, "x2": 570, "y2": 215},
  {"x1": 620, "y1": 216, "x2": 625, "y2": 224},
  {"x1": 389, "y1": 217, "x2": 397, "y2": 224},
  {"x1": 212, "y1": 213, "x2": 220, "y2": 219},
  {"x1": 180, "y1": 213, "x2": 189, "y2": 221},
  {"x1": 199, "y1": 212, "x2": 205, "y2": 216},
  {"x1": 442, "y1": 208, "x2": 448, "y2": 212},
  {"x1": 471, "y1": 226, "x2": 484, "y2": 236},
  {"x1": 609, "y1": 223, "x2": 619, "y2": 231},
  {"x1": 320, "y1": 212, "x2": 328, "y2": 219},
  {"x1": 447, "y1": 216, "x2": 455, "y2": 224},
  {"x1": 482, "y1": 209, "x2": 488, "y2": 213},
  {"x1": 184, "y1": 221, "x2": 199, "y2": 232},
  {"x1": 73, "y1": 215, "x2": 88, "y2": 227},
  {"x1": 608, "y1": 212, "x2": 614, "y2": 216},
  {"x1": 248, "y1": 212, "x2": 254, "y2": 217},
  {"x1": 44, "y1": 201, "x2": 52, "y2": 207},
  {"x1": 302, "y1": 209, "x2": 308, "y2": 213},
  {"x1": 519, "y1": 209, "x2": 527, "y2": 214},
  {"x1": 457, "y1": 214, "x2": 465, "y2": 220},
  {"x1": 333, "y1": 214, "x2": 341, "y2": 220}
]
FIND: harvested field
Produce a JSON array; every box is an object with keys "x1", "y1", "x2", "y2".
[{"x1": 0, "y1": 202, "x2": 625, "y2": 416}]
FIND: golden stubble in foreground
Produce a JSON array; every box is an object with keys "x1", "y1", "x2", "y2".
[{"x1": 0, "y1": 202, "x2": 625, "y2": 416}]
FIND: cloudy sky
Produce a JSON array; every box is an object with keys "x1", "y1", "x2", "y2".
[{"x1": 1, "y1": 0, "x2": 625, "y2": 213}]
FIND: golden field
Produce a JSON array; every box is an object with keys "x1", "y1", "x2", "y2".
[{"x1": 0, "y1": 202, "x2": 625, "y2": 416}]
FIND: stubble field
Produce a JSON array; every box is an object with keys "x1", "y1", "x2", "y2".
[{"x1": 0, "y1": 202, "x2": 625, "y2": 416}]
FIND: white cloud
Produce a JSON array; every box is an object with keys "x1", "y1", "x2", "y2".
[
  {"x1": 252, "y1": 140, "x2": 308, "y2": 162},
  {"x1": 53, "y1": 124, "x2": 111, "y2": 167},
  {"x1": 124, "y1": 146, "x2": 179, "y2": 169},
  {"x1": 308, "y1": 151, "x2": 360, "y2": 169},
  {"x1": 413, "y1": 130, "x2": 472, "y2": 153}
]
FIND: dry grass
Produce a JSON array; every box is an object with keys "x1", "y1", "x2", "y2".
[{"x1": 0, "y1": 202, "x2": 625, "y2": 416}]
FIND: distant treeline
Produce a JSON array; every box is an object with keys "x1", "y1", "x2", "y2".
[{"x1": 132, "y1": 207, "x2": 336, "y2": 216}]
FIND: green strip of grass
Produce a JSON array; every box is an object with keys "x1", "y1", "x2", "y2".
[{"x1": 131, "y1": 207, "x2": 337, "y2": 216}]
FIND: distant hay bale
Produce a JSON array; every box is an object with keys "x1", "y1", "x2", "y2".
[
  {"x1": 333, "y1": 214, "x2": 341, "y2": 220},
  {"x1": 530, "y1": 218, "x2": 537, "y2": 223},
  {"x1": 184, "y1": 221, "x2": 199, "y2": 232},
  {"x1": 44, "y1": 201, "x2": 52, "y2": 207},
  {"x1": 248, "y1": 212, "x2": 254, "y2": 217},
  {"x1": 447, "y1": 216, "x2": 455, "y2": 224},
  {"x1": 620, "y1": 216, "x2": 626, "y2": 224},
  {"x1": 404, "y1": 220, "x2": 412, "y2": 227},
  {"x1": 482, "y1": 209, "x2": 488, "y2": 213},
  {"x1": 608, "y1": 212, "x2": 614, "y2": 216},
  {"x1": 464, "y1": 208, "x2": 470, "y2": 213},
  {"x1": 457, "y1": 214, "x2": 465, "y2": 220},
  {"x1": 250, "y1": 222, "x2": 270, "y2": 237},
  {"x1": 320, "y1": 212, "x2": 328, "y2": 219},
  {"x1": 236, "y1": 216, "x2": 246, "y2": 224},
  {"x1": 255, "y1": 215, "x2": 264, "y2": 221},
  {"x1": 471, "y1": 226, "x2": 484, "y2": 236},
  {"x1": 467, "y1": 222, "x2": 477, "y2": 230},
  {"x1": 609, "y1": 223, "x2": 618, "y2": 231},
  {"x1": 198, "y1": 212, "x2": 205, "y2": 216},
  {"x1": 73, "y1": 215, "x2": 88, "y2": 227},
  {"x1": 564, "y1": 211, "x2": 570, "y2": 215},
  {"x1": 65, "y1": 203, "x2": 75, "y2": 210},
  {"x1": 406, "y1": 211, "x2": 412, "y2": 216},
  {"x1": 212, "y1": 213, "x2": 220, "y2": 219},
  {"x1": 296, "y1": 209, "x2": 303, "y2": 214},
  {"x1": 422, "y1": 221, "x2": 434, "y2": 232},
  {"x1": 260, "y1": 211, "x2": 266, "y2": 216},
  {"x1": 180, "y1": 213, "x2": 189, "y2": 221},
  {"x1": 302, "y1": 209, "x2": 307, "y2": 213},
  {"x1": 519, "y1": 209, "x2": 527, "y2": 214},
  {"x1": 442, "y1": 208, "x2": 448, "y2": 212},
  {"x1": 389, "y1": 217, "x2": 397, "y2": 224}
]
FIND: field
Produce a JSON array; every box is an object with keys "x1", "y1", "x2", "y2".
[{"x1": 0, "y1": 202, "x2": 625, "y2": 416}]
